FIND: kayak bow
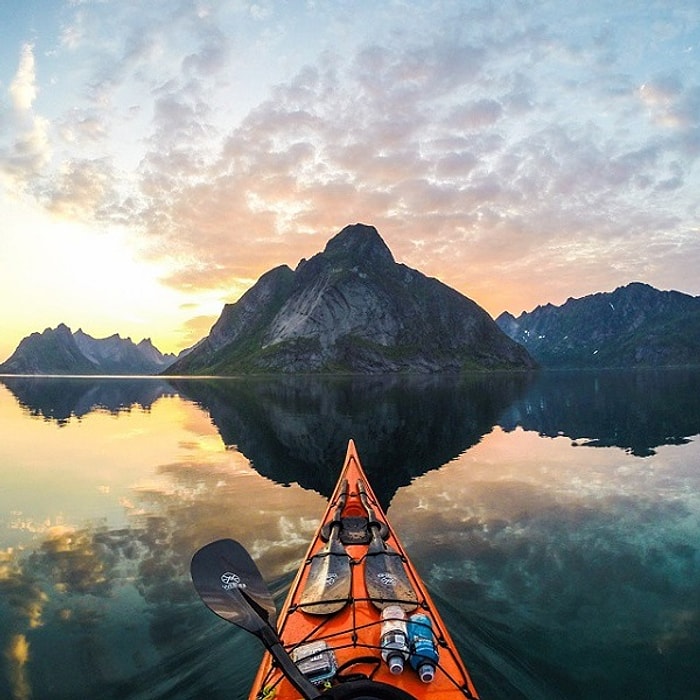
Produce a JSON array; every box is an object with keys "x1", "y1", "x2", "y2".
[{"x1": 249, "y1": 440, "x2": 480, "y2": 700}]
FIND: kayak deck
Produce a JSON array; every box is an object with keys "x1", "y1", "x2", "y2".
[{"x1": 249, "y1": 440, "x2": 480, "y2": 700}]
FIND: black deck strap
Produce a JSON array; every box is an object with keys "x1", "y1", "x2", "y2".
[
  {"x1": 334, "y1": 655, "x2": 381, "y2": 682},
  {"x1": 321, "y1": 679, "x2": 418, "y2": 700}
]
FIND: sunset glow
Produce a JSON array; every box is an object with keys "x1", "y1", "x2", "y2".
[{"x1": 1, "y1": 1, "x2": 699, "y2": 360}]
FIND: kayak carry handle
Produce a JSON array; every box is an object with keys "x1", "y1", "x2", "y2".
[{"x1": 356, "y1": 479, "x2": 389, "y2": 540}]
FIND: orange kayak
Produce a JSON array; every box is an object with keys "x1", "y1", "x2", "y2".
[{"x1": 249, "y1": 440, "x2": 480, "y2": 700}]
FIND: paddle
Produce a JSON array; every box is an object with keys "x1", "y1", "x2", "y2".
[
  {"x1": 190, "y1": 538, "x2": 321, "y2": 700},
  {"x1": 299, "y1": 479, "x2": 352, "y2": 615},
  {"x1": 357, "y1": 480, "x2": 418, "y2": 612}
]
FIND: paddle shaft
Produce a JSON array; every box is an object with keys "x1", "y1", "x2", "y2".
[
  {"x1": 299, "y1": 479, "x2": 352, "y2": 615},
  {"x1": 332, "y1": 479, "x2": 349, "y2": 523},
  {"x1": 258, "y1": 625, "x2": 322, "y2": 699},
  {"x1": 190, "y1": 540, "x2": 321, "y2": 700},
  {"x1": 356, "y1": 479, "x2": 380, "y2": 530},
  {"x1": 356, "y1": 479, "x2": 419, "y2": 611},
  {"x1": 327, "y1": 479, "x2": 348, "y2": 545}
]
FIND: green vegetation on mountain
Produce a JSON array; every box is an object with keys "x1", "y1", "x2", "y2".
[{"x1": 496, "y1": 283, "x2": 700, "y2": 368}]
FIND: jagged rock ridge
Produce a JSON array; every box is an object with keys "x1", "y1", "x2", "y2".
[
  {"x1": 168, "y1": 223, "x2": 536, "y2": 375},
  {"x1": 0, "y1": 324, "x2": 177, "y2": 375},
  {"x1": 496, "y1": 282, "x2": 700, "y2": 367}
]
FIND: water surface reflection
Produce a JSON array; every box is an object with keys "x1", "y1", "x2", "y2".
[
  {"x1": 500, "y1": 369, "x2": 700, "y2": 456},
  {"x1": 1, "y1": 372, "x2": 699, "y2": 699},
  {"x1": 168, "y1": 373, "x2": 534, "y2": 505}
]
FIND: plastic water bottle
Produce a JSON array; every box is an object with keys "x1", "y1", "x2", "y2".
[
  {"x1": 380, "y1": 605, "x2": 409, "y2": 674},
  {"x1": 408, "y1": 613, "x2": 439, "y2": 682}
]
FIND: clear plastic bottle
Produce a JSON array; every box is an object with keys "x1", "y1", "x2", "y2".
[
  {"x1": 408, "y1": 613, "x2": 439, "y2": 682},
  {"x1": 380, "y1": 605, "x2": 409, "y2": 674}
]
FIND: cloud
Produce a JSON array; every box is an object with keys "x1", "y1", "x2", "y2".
[
  {"x1": 58, "y1": 110, "x2": 108, "y2": 144},
  {"x1": 1, "y1": 44, "x2": 52, "y2": 191},
  {"x1": 135, "y1": 20, "x2": 696, "y2": 307},
  {"x1": 639, "y1": 75, "x2": 682, "y2": 105},
  {"x1": 181, "y1": 23, "x2": 230, "y2": 77},
  {"x1": 45, "y1": 157, "x2": 117, "y2": 219},
  {"x1": 9, "y1": 44, "x2": 37, "y2": 113},
  {"x1": 0, "y1": 545, "x2": 49, "y2": 700},
  {"x1": 639, "y1": 75, "x2": 690, "y2": 130},
  {"x1": 0, "y1": 115, "x2": 52, "y2": 187},
  {"x1": 2, "y1": 1, "x2": 700, "y2": 318},
  {"x1": 179, "y1": 314, "x2": 219, "y2": 347},
  {"x1": 4, "y1": 634, "x2": 31, "y2": 700},
  {"x1": 447, "y1": 99, "x2": 504, "y2": 130}
]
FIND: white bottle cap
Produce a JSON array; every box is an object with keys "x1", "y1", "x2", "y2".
[
  {"x1": 388, "y1": 655, "x2": 404, "y2": 675},
  {"x1": 418, "y1": 663, "x2": 435, "y2": 683}
]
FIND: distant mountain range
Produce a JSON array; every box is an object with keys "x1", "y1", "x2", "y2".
[
  {"x1": 3, "y1": 224, "x2": 700, "y2": 375},
  {"x1": 167, "y1": 223, "x2": 535, "y2": 374},
  {"x1": 496, "y1": 282, "x2": 700, "y2": 368},
  {"x1": 0, "y1": 324, "x2": 178, "y2": 375}
]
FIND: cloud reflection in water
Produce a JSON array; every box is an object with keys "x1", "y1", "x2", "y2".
[
  {"x1": 1, "y1": 371, "x2": 699, "y2": 698},
  {"x1": 391, "y1": 428, "x2": 700, "y2": 698}
]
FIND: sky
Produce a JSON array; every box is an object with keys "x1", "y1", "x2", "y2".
[{"x1": 1, "y1": 0, "x2": 699, "y2": 361}]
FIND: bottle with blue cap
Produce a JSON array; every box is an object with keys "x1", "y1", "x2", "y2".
[{"x1": 407, "y1": 612, "x2": 439, "y2": 682}]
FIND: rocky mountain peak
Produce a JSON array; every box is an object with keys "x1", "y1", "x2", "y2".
[
  {"x1": 168, "y1": 223, "x2": 536, "y2": 375},
  {"x1": 0, "y1": 325, "x2": 176, "y2": 375},
  {"x1": 321, "y1": 223, "x2": 395, "y2": 267},
  {"x1": 496, "y1": 282, "x2": 700, "y2": 368}
]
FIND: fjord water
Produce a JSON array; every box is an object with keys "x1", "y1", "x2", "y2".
[{"x1": 1, "y1": 371, "x2": 699, "y2": 700}]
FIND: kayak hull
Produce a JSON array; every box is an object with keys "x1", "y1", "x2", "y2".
[{"x1": 248, "y1": 440, "x2": 480, "y2": 700}]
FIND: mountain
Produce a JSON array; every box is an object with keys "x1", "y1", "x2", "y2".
[
  {"x1": 167, "y1": 223, "x2": 536, "y2": 375},
  {"x1": 496, "y1": 282, "x2": 700, "y2": 368},
  {"x1": 0, "y1": 375, "x2": 176, "y2": 422},
  {"x1": 0, "y1": 324, "x2": 177, "y2": 375}
]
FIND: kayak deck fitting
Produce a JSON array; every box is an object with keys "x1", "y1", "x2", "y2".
[{"x1": 248, "y1": 440, "x2": 480, "y2": 700}]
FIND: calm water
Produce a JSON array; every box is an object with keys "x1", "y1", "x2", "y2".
[{"x1": 1, "y1": 371, "x2": 699, "y2": 699}]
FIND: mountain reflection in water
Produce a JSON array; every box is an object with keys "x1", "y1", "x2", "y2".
[
  {"x1": 1, "y1": 370, "x2": 699, "y2": 699},
  {"x1": 5, "y1": 369, "x2": 700, "y2": 500},
  {"x1": 500, "y1": 369, "x2": 700, "y2": 456}
]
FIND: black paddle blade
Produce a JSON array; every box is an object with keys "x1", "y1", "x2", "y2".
[
  {"x1": 192, "y1": 540, "x2": 322, "y2": 700},
  {"x1": 190, "y1": 538, "x2": 277, "y2": 635},
  {"x1": 356, "y1": 479, "x2": 418, "y2": 611},
  {"x1": 365, "y1": 530, "x2": 418, "y2": 612},
  {"x1": 298, "y1": 526, "x2": 352, "y2": 615}
]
